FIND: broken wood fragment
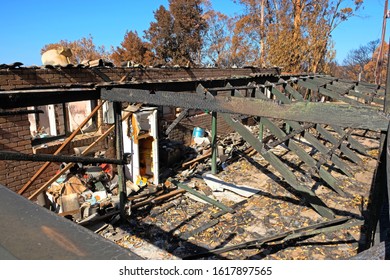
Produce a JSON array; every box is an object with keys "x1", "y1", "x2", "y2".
[
  {"x1": 171, "y1": 180, "x2": 235, "y2": 214},
  {"x1": 19, "y1": 100, "x2": 106, "y2": 195},
  {"x1": 182, "y1": 151, "x2": 212, "y2": 168},
  {"x1": 165, "y1": 108, "x2": 189, "y2": 135},
  {"x1": 184, "y1": 217, "x2": 356, "y2": 259},
  {"x1": 180, "y1": 219, "x2": 219, "y2": 240},
  {"x1": 28, "y1": 111, "x2": 133, "y2": 201}
]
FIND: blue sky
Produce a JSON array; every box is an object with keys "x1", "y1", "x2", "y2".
[{"x1": 0, "y1": 0, "x2": 388, "y2": 66}]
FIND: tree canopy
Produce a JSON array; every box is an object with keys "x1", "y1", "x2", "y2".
[
  {"x1": 41, "y1": 0, "x2": 369, "y2": 76},
  {"x1": 144, "y1": 0, "x2": 208, "y2": 65},
  {"x1": 41, "y1": 34, "x2": 109, "y2": 64}
]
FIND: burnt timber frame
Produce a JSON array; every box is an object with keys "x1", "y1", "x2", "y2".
[{"x1": 1, "y1": 66, "x2": 389, "y2": 256}]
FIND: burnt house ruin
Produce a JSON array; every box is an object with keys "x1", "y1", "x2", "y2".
[{"x1": 0, "y1": 61, "x2": 389, "y2": 259}]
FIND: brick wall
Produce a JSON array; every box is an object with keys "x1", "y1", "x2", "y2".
[
  {"x1": 0, "y1": 109, "x2": 111, "y2": 198},
  {"x1": 0, "y1": 67, "x2": 270, "y2": 196}
]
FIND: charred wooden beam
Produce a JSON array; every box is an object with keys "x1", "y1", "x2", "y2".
[
  {"x1": 101, "y1": 86, "x2": 389, "y2": 131},
  {"x1": 0, "y1": 109, "x2": 44, "y2": 116},
  {"x1": 316, "y1": 125, "x2": 363, "y2": 166},
  {"x1": 180, "y1": 219, "x2": 219, "y2": 241},
  {"x1": 265, "y1": 123, "x2": 315, "y2": 149},
  {"x1": 165, "y1": 108, "x2": 189, "y2": 135},
  {"x1": 0, "y1": 150, "x2": 124, "y2": 165},
  {"x1": 0, "y1": 88, "x2": 99, "y2": 109},
  {"x1": 114, "y1": 101, "x2": 127, "y2": 221},
  {"x1": 170, "y1": 180, "x2": 235, "y2": 214}
]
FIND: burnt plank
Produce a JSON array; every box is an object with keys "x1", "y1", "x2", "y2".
[
  {"x1": 165, "y1": 108, "x2": 189, "y2": 135},
  {"x1": 180, "y1": 219, "x2": 219, "y2": 241},
  {"x1": 100, "y1": 87, "x2": 389, "y2": 131},
  {"x1": 282, "y1": 82, "x2": 305, "y2": 101}
]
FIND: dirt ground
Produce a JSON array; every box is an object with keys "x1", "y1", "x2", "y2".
[{"x1": 97, "y1": 127, "x2": 381, "y2": 260}]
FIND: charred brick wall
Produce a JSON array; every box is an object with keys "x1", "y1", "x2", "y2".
[
  {"x1": 0, "y1": 110, "x2": 109, "y2": 198},
  {"x1": 1, "y1": 67, "x2": 270, "y2": 196}
]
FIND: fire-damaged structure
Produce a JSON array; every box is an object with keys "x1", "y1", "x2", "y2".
[{"x1": 0, "y1": 61, "x2": 389, "y2": 259}]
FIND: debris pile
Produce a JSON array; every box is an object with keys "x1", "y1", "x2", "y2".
[
  {"x1": 45, "y1": 162, "x2": 123, "y2": 223},
  {"x1": 101, "y1": 124, "x2": 380, "y2": 260}
]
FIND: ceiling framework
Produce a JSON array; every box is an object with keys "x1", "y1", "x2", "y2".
[{"x1": 0, "y1": 66, "x2": 389, "y2": 257}]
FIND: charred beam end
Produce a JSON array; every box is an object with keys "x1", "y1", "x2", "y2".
[
  {"x1": 0, "y1": 88, "x2": 99, "y2": 109},
  {"x1": 0, "y1": 151, "x2": 125, "y2": 165},
  {"x1": 101, "y1": 87, "x2": 389, "y2": 131},
  {"x1": 0, "y1": 109, "x2": 44, "y2": 116}
]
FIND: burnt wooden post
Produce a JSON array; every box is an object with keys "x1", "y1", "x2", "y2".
[
  {"x1": 211, "y1": 111, "x2": 218, "y2": 174},
  {"x1": 114, "y1": 102, "x2": 127, "y2": 221},
  {"x1": 364, "y1": 42, "x2": 390, "y2": 252}
]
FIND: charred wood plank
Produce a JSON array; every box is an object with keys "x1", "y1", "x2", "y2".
[
  {"x1": 329, "y1": 125, "x2": 369, "y2": 156},
  {"x1": 180, "y1": 219, "x2": 219, "y2": 241},
  {"x1": 0, "y1": 109, "x2": 44, "y2": 116},
  {"x1": 165, "y1": 108, "x2": 189, "y2": 135},
  {"x1": 316, "y1": 125, "x2": 363, "y2": 166},
  {"x1": 170, "y1": 180, "x2": 235, "y2": 214},
  {"x1": 0, "y1": 151, "x2": 124, "y2": 165},
  {"x1": 184, "y1": 217, "x2": 355, "y2": 259},
  {"x1": 100, "y1": 87, "x2": 389, "y2": 131},
  {"x1": 0, "y1": 88, "x2": 99, "y2": 109}
]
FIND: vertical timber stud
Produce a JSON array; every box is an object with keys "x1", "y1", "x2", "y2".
[
  {"x1": 365, "y1": 41, "x2": 390, "y2": 251},
  {"x1": 384, "y1": 36, "x2": 390, "y2": 245},
  {"x1": 211, "y1": 111, "x2": 218, "y2": 174},
  {"x1": 114, "y1": 102, "x2": 127, "y2": 221}
]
